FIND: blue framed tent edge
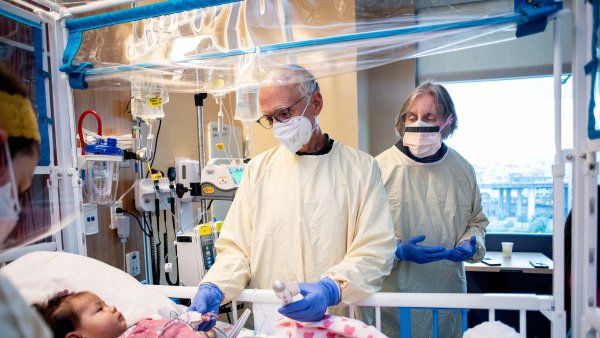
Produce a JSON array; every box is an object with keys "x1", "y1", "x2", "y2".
[
  {"x1": 62, "y1": 0, "x2": 562, "y2": 90},
  {"x1": 84, "y1": 14, "x2": 523, "y2": 78},
  {"x1": 61, "y1": 0, "x2": 240, "y2": 89},
  {"x1": 33, "y1": 27, "x2": 51, "y2": 166},
  {"x1": 84, "y1": 10, "x2": 550, "y2": 80},
  {"x1": 85, "y1": 15, "x2": 521, "y2": 78},
  {"x1": 587, "y1": 0, "x2": 600, "y2": 140},
  {"x1": 65, "y1": 0, "x2": 240, "y2": 32},
  {"x1": 0, "y1": 6, "x2": 51, "y2": 165},
  {"x1": 0, "y1": 8, "x2": 42, "y2": 29}
]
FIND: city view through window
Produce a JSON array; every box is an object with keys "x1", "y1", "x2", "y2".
[{"x1": 442, "y1": 76, "x2": 573, "y2": 234}]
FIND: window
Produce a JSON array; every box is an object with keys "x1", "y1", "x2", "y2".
[{"x1": 442, "y1": 76, "x2": 572, "y2": 234}]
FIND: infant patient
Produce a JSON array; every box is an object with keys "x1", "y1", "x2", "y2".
[{"x1": 33, "y1": 290, "x2": 217, "y2": 338}]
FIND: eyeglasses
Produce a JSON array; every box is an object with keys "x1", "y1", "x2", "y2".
[{"x1": 256, "y1": 92, "x2": 311, "y2": 129}]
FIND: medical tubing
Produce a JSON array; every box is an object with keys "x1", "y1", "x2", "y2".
[
  {"x1": 154, "y1": 199, "x2": 162, "y2": 284},
  {"x1": 151, "y1": 119, "x2": 162, "y2": 168},
  {"x1": 169, "y1": 196, "x2": 176, "y2": 233},
  {"x1": 145, "y1": 212, "x2": 158, "y2": 284},
  {"x1": 161, "y1": 209, "x2": 175, "y2": 285},
  {"x1": 195, "y1": 93, "x2": 208, "y2": 224},
  {"x1": 150, "y1": 233, "x2": 158, "y2": 283},
  {"x1": 156, "y1": 243, "x2": 161, "y2": 284},
  {"x1": 122, "y1": 242, "x2": 126, "y2": 271},
  {"x1": 154, "y1": 198, "x2": 161, "y2": 246},
  {"x1": 145, "y1": 119, "x2": 162, "y2": 178},
  {"x1": 164, "y1": 231, "x2": 177, "y2": 286},
  {"x1": 117, "y1": 181, "x2": 136, "y2": 202},
  {"x1": 163, "y1": 210, "x2": 167, "y2": 233},
  {"x1": 158, "y1": 197, "x2": 181, "y2": 230},
  {"x1": 169, "y1": 196, "x2": 180, "y2": 284},
  {"x1": 77, "y1": 109, "x2": 103, "y2": 155},
  {"x1": 224, "y1": 98, "x2": 241, "y2": 159}
]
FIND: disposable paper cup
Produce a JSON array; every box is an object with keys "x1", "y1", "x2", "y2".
[{"x1": 501, "y1": 242, "x2": 514, "y2": 258}]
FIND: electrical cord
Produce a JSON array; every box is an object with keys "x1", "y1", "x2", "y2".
[
  {"x1": 151, "y1": 119, "x2": 162, "y2": 168},
  {"x1": 122, "y1": 242, "x2": 127, "y2": 271},
  {"x1": 144, "y1": 212, "x2": 159, "y2": 284},
  {"x1": 154, "y1": 200, "x2": 162, "y2": 285},
  {"x1": 136, "y1": 208, "x2": 153, "y2": 235},
  {"x1": 162, "y1": 209, "x2": 177, "y2": 285},
  {"x1": 142, "y1": 212, "x2": 153, "y2": 236},
  {"x1": 164, "y1": 231, "x2": 178, "y2": 286},
  {"x1": 123, "y1": 96, "x2": 133, "y2": 115},
  {"x1": 146, "y1": 119, "x2": 162, "y2": 178},
  {"x1": 169, "y1": 196, "x2": 180, "y2": 285},
  {"x1": 119, "y1": 208, "x2": 151, "y2": 238}
]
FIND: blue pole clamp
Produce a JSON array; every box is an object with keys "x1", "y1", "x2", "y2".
[{"x1": 515, "y1": 0, "x2": 563, "y2": 38}]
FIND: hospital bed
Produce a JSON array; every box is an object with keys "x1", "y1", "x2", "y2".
[
  {"x1": 149, "y1": 285, "x2": 553, "y2": 337},
  {"x1": 2, "y1": 251, "x2": 554, "y2": 337}
]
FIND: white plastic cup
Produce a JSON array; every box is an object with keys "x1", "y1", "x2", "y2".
[{"x1": 502, "y1": 242, "x2": 514, "y2": 258}]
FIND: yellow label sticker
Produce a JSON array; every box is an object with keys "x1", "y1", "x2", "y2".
[
  {"x1": 199, "y1": 224, "x2": 213, "y2": 236},
  {"x1": 203, "y1": 186, "x2": 215, "y2": 195},
  {"x1": 214, "y1": 79, "x2": 225, "y2": 88},
  {"x1": 216, "y1": 143, "x2": 225, "y2": 150},
  {"x1": 148, "y1": 97, "x2": 162, "y2": 107}
]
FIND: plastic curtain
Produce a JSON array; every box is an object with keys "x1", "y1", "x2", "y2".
[
  {"x1": 0, "y1": 13, "x2": 51, "y2": 166},
  {"x1": 61, "y1": 0, "x2": 561, "y2": 94}
]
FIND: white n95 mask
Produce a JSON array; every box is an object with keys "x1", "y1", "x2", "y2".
[
  {"x1": 402, "y1": 120, "x2": 442, "y2": 158},
  {"x1": 273, "y1": 99, "x2": 318, "y2": 153}
]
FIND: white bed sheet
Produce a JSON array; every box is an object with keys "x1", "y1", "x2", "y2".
[{"x1": 1, "y1": 251, "x2": 187, "y2": 326}]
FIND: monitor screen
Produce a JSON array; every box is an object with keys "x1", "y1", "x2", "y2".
[{"x1": 229, "y1": 167, "x2": 244, "y2": 186}]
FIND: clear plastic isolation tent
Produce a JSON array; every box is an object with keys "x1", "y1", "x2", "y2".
[{"x1": 58, "y1": 0, "x2": 562, "y2": 94}]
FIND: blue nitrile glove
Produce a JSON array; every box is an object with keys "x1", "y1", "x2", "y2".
[
  {"x1": 448, "y1": 236, "x2": 478, "y2": 262},
  {"x1": 396, "y1": 235, "x2": 452, "y2": 264},
  {"x1": 188, "y1": 283, "x2": 223, "y2": 331},
  {"x1": 278, "y1": 278, "x2": 340, "y2": 322}
]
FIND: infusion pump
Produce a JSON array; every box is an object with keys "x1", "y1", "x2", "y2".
[
  {"x1": 175, "y1": 158, "x2": 245, "y2": 201},
  {"x1": 199, "y1": 163, "x2": 244, "y2": 200}
]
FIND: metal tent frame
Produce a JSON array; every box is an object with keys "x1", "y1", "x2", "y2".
[{"x1": 2, "y1": 0, "x2": 597, "y2": 336}]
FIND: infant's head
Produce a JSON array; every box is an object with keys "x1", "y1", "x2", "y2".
[{"x1": 34, "y1": 290, "x2": 128, "y2": 338}]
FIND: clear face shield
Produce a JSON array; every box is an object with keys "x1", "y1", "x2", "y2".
[
  {"x1": 0, "y1": 141, "x2": 20, "y2": 246},
  {"x1": 0, "y1": 139, "x2": 73, "y2": 251},
  {"x1": 402, "y1": 116, "x2": 454, "y2": 158}
]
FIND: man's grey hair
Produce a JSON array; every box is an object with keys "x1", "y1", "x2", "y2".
[
  {"x1": 395, "y1": 81, "x2": 458, "y2": 140},
  {"x1": 263, "y1": 64, "x2": 320, "y2": 97}
]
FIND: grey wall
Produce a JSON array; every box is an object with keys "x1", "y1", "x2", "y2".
[{"x1": 358, "y1": 59, "x2": 416, "y2": 157}]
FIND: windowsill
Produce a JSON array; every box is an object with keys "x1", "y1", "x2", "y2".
[
  {"x1": 486, "y1": 232, "x2": 553, "y2": 236},
  {"x1": 484, "y1": 233, "x2": 553, "y2": 257}
]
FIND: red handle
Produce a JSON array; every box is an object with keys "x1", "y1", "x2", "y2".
[{"x1": 78, "y1": 110, "x2": 103, "y2": 155}]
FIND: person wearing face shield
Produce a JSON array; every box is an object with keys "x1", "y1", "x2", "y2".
[
  {"x1": 0, "y1": 66, "x2": 53, "y2": 337},
  {"x1": 188, "y1": 64, "x2": 396, "y2": 329},
  {"x1": 375, "y1": 82, "x2": 489, "y2": 338}
]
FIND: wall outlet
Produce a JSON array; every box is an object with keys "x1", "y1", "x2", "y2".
[
  {"x1": 126, "y1": 251, "x2": 141, "y2": 276},
  {"x1": 110, "y1": 200, "x2": 123, "y2": 230}
]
